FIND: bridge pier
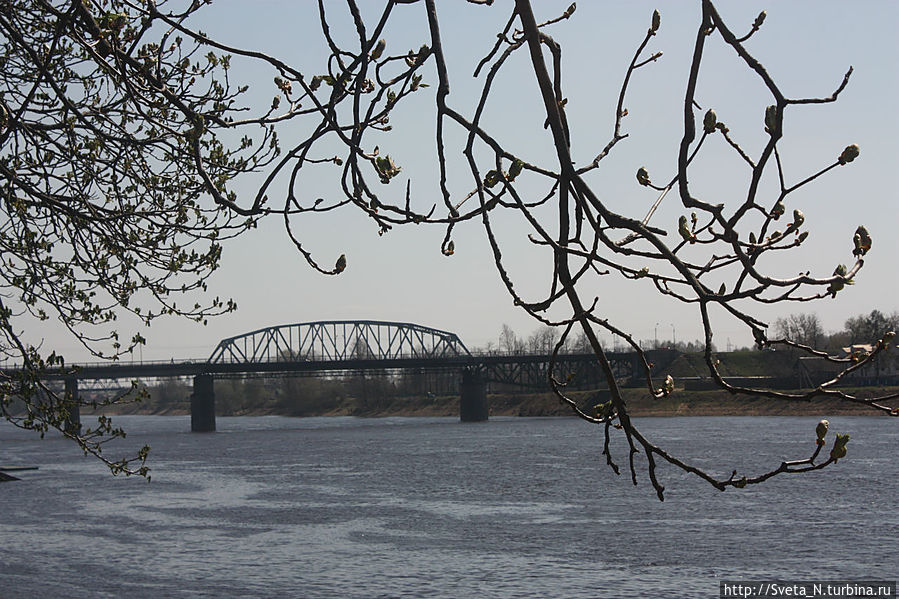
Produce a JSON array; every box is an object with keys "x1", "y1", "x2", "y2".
[
  {"x1": 190, "y1": 374, "x2": 216, "y2": 432},
  {"x1": 460, "y1": 369, "x2": 488, "y2": 422},
  {"x1": 63, "y1": 377, "x2": 81, "y2": 433}
]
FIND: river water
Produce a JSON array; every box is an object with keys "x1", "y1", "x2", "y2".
[{"x1": 1, "y1": 415, "x2": 896, "y2": 598}]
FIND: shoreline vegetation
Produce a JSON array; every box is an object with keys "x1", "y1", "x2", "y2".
[{"x1": 86, "y1": 386, "x2": 898, "y2": 419}]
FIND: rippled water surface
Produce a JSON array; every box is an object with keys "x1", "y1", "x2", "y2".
[{"x1": 1, "y1": 415, "x2": 896, "y2": 598}]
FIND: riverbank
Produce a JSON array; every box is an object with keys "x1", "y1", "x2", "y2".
[
  {"x1": 333, "y1": 388, "x2": 899, "y2": 418},
  {"x1": 84, "y1": 386, "x2": 899, "y2": 419}
]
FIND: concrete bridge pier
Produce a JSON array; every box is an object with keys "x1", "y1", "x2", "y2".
[
  {"x1": 190, "y1": 374, "x2": 216, "y2": 432},
  {"x1": 460, "y1": 369, "x2": 488, "y2": 422},
  {"x1": 63, "y1": 377, "x2": 81, "y2": 433}
]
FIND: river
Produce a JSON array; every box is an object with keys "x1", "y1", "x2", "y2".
[{"x1": 1, "y1": 415, "x2": 896, "y2": 598}]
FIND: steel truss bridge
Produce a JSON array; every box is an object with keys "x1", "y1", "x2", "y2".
[
  {"x1": 28, "y1": 320, "x2": 678, "y2": 428},
  {"x1": 50, "y1": 319, "x2": 670, "y2": 388}
]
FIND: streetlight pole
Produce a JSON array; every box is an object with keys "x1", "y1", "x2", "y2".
[{"x1": 654, "y1": 322, "x2": 659, "y2": 349}]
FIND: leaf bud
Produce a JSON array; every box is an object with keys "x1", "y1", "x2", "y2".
[
  {"x1": 663, "y1": 375, "x2": 675, "y2": 396},
  {"x1": 370, "y1": 39, "x2": 386, "y2": 60},
  {"x1": 703, "y1": 109, "x2": 717, "y2": 134},
  {"x1": 335, "y1": 254, "x2": 347, "y2": 273},
  {"x1": 508, "y1": 158, "x2": 524, "y2": 181},
  {"x1": 274, "y1": 76, "x2": 291, "y2": 95},
  {"x1": 827, "y1": 264, "x2": 851, "y2": 296},
  {"x1": 650, "y1": 9, "x2": 661, "y2": 34},
  {"x1": 838, "y1": 144, "x2": 860, "y2": 165},
  {"x1": 771, "y1": 200, "x2": 785, "y2": 220},
  {"x1": 829, "y1": 433, "x2": 849, "y2": 461},
  {"x1": 753, "y1": 11, "x2": 767, "y2": 29},
  {"x1": 405, "y1": 45, "x2": 430, "y2": 68},
  {"x1": 375, "y1": 155, "x2": 401, "y2": 183},
  {"x1": 852, "y1": 225, "x2": 871, "y2": 256},
  {"x1": 593, "y1": 400, "x2": 613, "y2": 419},
  {"x1": 484, "y1": 170, "x2": 502, "y2": 188},
  {"x1": 815, "y1": 419, "x2": 829, "y2": 444},
  {"x1": 753, "y1": 329, "x2": 767, "y2": 350},
  {"x1": 764, "y1": 105, "x2": 778, "y2": 134},
  {"x1": 636, "y1": 166, "x2": 651, "y2": 186},
  {"x1": 678, "y1": 215, "x2": 692, "y2": 242}
]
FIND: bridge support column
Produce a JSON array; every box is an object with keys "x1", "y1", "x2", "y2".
[
  {"x1": 63, "y1": 377, "x2": 81, "y2": 433},
  {"x1": 190, "y1": 374, "x2": 216, "y2": 432},
  {"x1": 460, "y1": 369, "x2": 488, "y2": 422}
]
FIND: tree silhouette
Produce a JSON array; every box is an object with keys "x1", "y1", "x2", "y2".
[
  {"x1": 1, "y1": 0, "x2": 895, "y2": 496},
  {"x1": 773, "y1": 313, "x2": 824, "y2": 350},
  {"x1": 844, "y1": 310, "x2": 899, "y2": 346}
]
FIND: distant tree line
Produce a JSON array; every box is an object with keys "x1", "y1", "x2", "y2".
[
  {"x1": 773, "y1": 309, "x2": 899, "y2": 352},
  {"x1": 485, "y1": 311, "x2": 898, "y2": 357},
  {"x1": 483, "y1": 323, "x2": 711, "y2": 355}
]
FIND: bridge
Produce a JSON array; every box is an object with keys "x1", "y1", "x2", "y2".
[{"x1": 36, "y1": 320, "x2": 675, "y2": 432}]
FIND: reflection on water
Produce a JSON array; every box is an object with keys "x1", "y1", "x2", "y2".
[{"x1": 1, "y1": 415, "x2": 896, "y2": 598}]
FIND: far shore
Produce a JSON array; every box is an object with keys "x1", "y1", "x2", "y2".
[{"x1": 83, "y1": 386, "x2": 899, "y2": 419}]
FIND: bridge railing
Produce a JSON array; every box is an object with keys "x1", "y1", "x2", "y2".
[{"x1": 31, "y1": 349, "x2": 627, "y2": 371}]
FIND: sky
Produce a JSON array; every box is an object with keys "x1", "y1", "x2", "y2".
[{"x1": 21, "y1": 0, "x2": 899, "y2": 363}]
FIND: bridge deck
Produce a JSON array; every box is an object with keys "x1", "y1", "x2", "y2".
[{"x1": 16, "y1": 350, "x2": 678, "y2": 388}]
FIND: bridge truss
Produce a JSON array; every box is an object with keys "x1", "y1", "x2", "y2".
[
  {"x1": 208, "y1": 320, "x2": 472, "y2": 365},
  {"x1": 482, "y1": 354, "x2": 616, "y2": 390}
]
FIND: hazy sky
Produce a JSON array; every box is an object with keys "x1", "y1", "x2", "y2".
[{"x1": 23, "y1": 0, "x2": 899, "y2": 363}]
